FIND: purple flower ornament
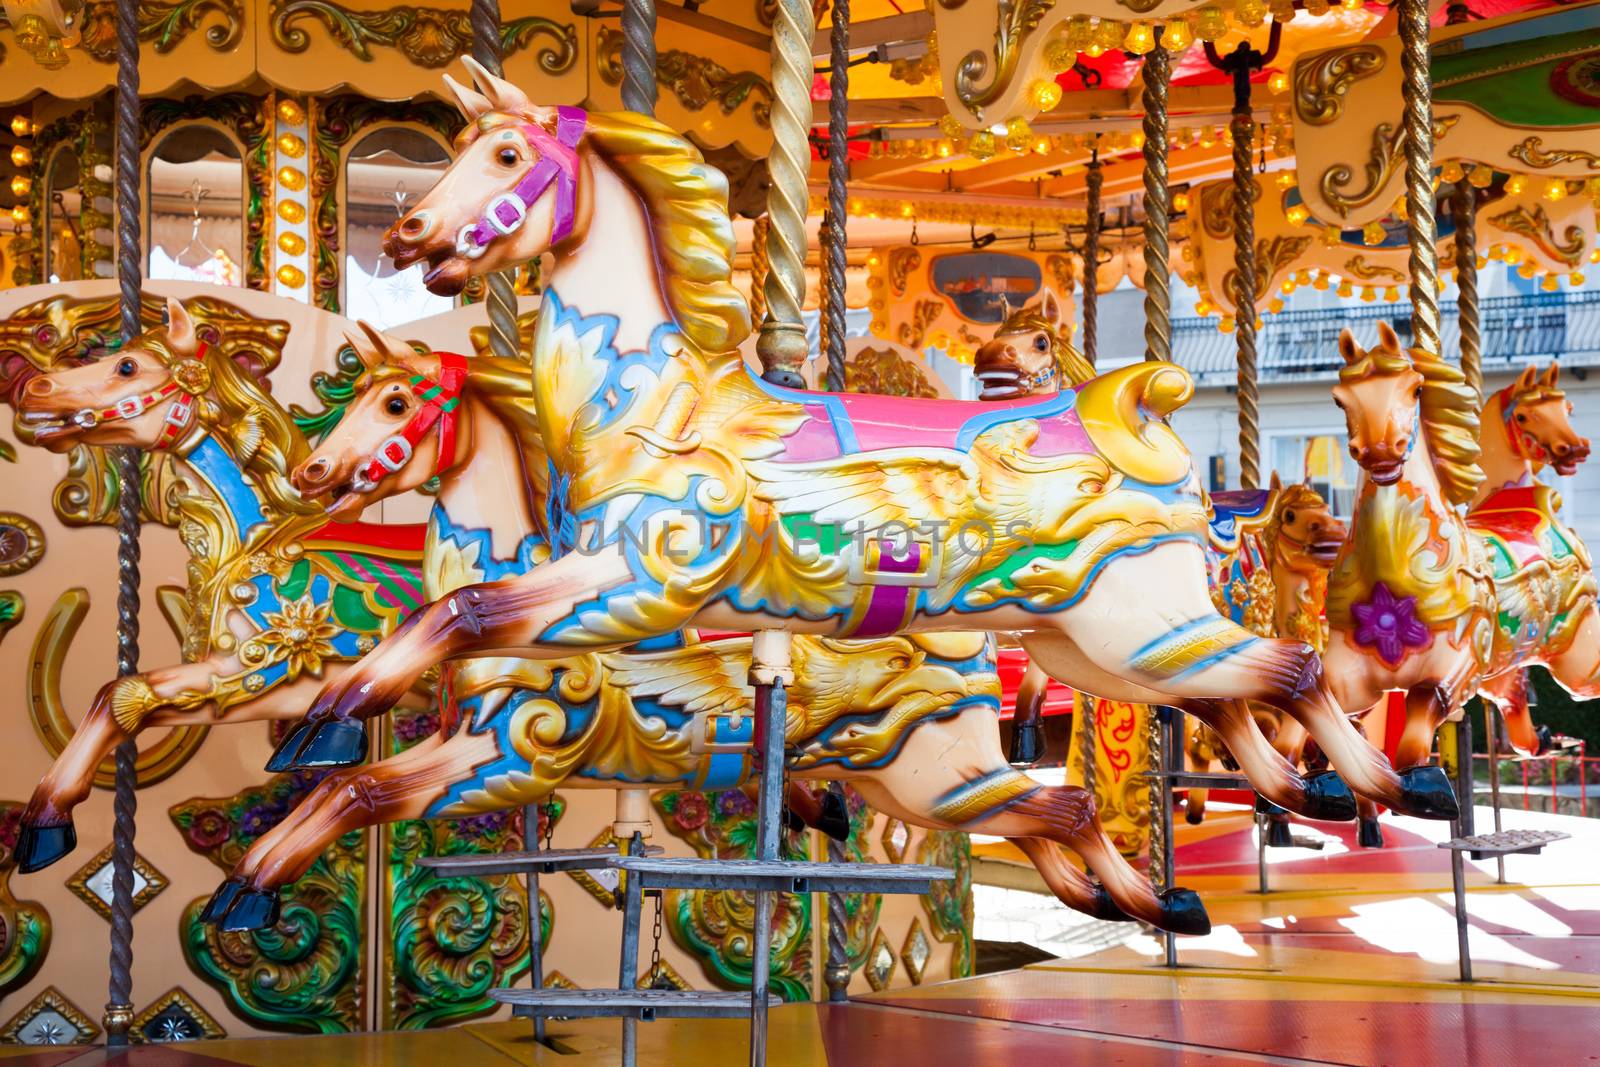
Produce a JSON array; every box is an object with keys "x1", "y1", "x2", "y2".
[{"x1": 1350, "y1": 582, "x2": 1431, "y2": 666}]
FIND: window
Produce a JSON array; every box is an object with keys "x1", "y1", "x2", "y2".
[
  {"x1": 44, "y1": 146, "x2": 81, "y2": 283},
  {"x1": 343, "y1": 127, "x2": 453, "y2": 328},
  {"x1": 147, "y1": 125, "x2": 245, "y2": 286},
  {"x1": 1271, "y1": 432, "x2": 1357, "y2": 518}
]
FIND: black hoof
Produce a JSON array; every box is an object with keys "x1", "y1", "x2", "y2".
[
  {"x1": 1089, "y1": 883, "x2": 1134, "y2": 923},
  {"x1": 265, "y1": 723, "x2": 314, "y2": 773},
  {"x1": 201, "y1": 878, "x2": 246, "y2": 924},
  {"x1": 1185, "y1": 807, "x2": 1205, "y2": 826},
  {"x1": 1254, "y1": 794, "x2": 1289, "y2": 817},
  {"x1": 1535, "y1": 725, "x2": 1554, "y2": 757},
  {"x1": 1007, "y1": 722, "x2": 1044, "y2": 767},
  {"x1": 781, "y1": 805, "x2": 806, "y2": 835},
  {"x1": 1159, "y1": 888, "x2": 1211, "y2": 936},
  {"x1": 294, "y1": 719, "x2": 368, "y2": 769},
  {"x1": 1357, "y1": 818, "x2": 1385, "y2": 849},
  {"x1": 1262, "y1": 817, "x2": 1295, "y2": 848},
  {"x1": 1303, "y1": 771, "x2": 1358, "y2": 822},
  {"x1": 219, "y1": 886, "x2": 281, "y2": 931},
  {"x1": 1398, "y1": 765, "x2": 1460, "y2": 820},
  {"x1": 815, "y1": 789, "x2": 851, "y2": 843},
  {"x1": 14, "y1": 822, "x2": 76, "y2": 873}
]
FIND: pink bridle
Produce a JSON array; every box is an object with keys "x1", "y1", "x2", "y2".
[{"x1": 455, "y1": 105, "x2": 587, "y2": 261}]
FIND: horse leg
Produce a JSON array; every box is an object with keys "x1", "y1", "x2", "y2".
[
  {"x1": 208, "y1": 730, "x2": 503, "y2": 930},
  {"x1": 742, "y1": 780, "x2": 849, "y2": 841},
  {"x1": 279, "y1": 549, "x2": 634, "y2": 768},
  {"x1": 1183, "y1": 720, "x2": 1210, "y2": 825},
  {"x1": 844, "y1": 707, "x2": 1207, "y2": 935},
  {"x1": 1020, "y1": 630, "x2": 1351, "y2": 821},
  {"x1": 1009, "y1": 660, "x2": 1050, "y2": 767},
  {"x1": 1395, "y1": 685, "x2": 1454, "y2": 772},
  {"x1": 1038, "y1": 541, "x2": 1452, "y2": 819},
  {"x1": 1480, "y1": 669, "x2": 1544, "y2": 758},
  {"x1": 1541, "y1": 606, "x2": 1600, "y2": 701}
]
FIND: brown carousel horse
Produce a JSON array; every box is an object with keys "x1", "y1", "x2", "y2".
[
  {"x1": 8, "y1": 298, "x2": 429, "y2": 873},
  {"x1": 204, "y1": 320, "x2": 1213, "y2": 935},
  {"x1": 1327, "y1": 324, "x2": 1599, "y2": 781}
]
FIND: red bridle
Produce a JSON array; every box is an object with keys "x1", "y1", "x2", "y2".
[
  {"x1": 352, "y1": 352, "x2": 470, "y2": 491},
  {"x1": 71, "y1": 342, "x2": 206, "y2": 448}
]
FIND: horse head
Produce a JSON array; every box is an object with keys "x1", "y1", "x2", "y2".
[
  {"x1": 971, "y1": 289, "x2": 1093, "y2": 399},
  {"x1": 291, "y1": 322, "x2": 465, "y2": 521},
  {"x1": 1331, "y1": 320, "x2": 1482, "y2": 505},
  {"x1": 1264, "y1": 473, "x2": 1346, "y2": 574},
  {"x1": 1500, "y1": 362, "x2": 1589, "y2": 476}
]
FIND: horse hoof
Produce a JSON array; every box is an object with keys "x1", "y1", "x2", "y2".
[
  {"x1": 1185, "y1": 807, "x2": 1205, "y2": 826},
  {"x1": 1253, "y1": 794, "x2": 1289, "y2": 817},
  {"x1": 1302, "y1": 771, "x2": 1358, "y2": 822},
  {"x1": 265, "y1": 723, "x2": 314, "y2": 773},
  {"x1": 1262, "y1": 817, "x2": 1295, "y2": 848},
  {"x1": 219, "y1": 886, "x2": 281, "y2": 931},
  {"x1": 201, "y1": 878, "x2": 246, "y2": 924},
  {"x1": 1007, "y1": 722, "x2": 1044, "y2": 768},
  {"x1": 14, "y1": 822, "x2": 76, "y2": 873},
  {"x1": 1398, "y1": 766, "x2": 1459, "y2": 820},
  {"x1": 1159, "y1": 888, "x2": 1211, "y2": 936},
  {"x1": 294, "y1": 719, "x2": 368, "y2": 769},
  {"x1": 815, "y1": 790, "x2": 851, "y2": 843},
  {"x1": 1358, "y1": 818, "x2": 1386, "y2": 849},
  {"x1": 1089, "y1": 883, "x2": 1134, "y2": 923},
  {"x1": 1535, "y1": 725, "x2": 1554, "y2": 757}
]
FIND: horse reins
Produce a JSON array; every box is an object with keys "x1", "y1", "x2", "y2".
[
  {"x1": 456, "y1": 105, "x2": 587, "y2": 260},
  {"x1": 73, "y1": 341, "x2": 206, "y2": 448},
  {"x1": 352, "y1": 352, "x2": 469, "y2": 492},
  {"x1": 1498, "y1": 383, "x2": 1543, "y2": 462}
]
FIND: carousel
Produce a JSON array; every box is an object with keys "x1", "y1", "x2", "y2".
[{"x1": 0, "y1": 0, "x2": 1597, "y2": 1061}]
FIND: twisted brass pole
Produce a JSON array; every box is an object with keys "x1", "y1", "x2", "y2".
[
  {"x1": 823, "y1": 0, "x2": 850, "y2": 392},
  {"x1": 1140, "y1": 45, "x2": 1172, "y2": 366},
  {"x1": 755, "y1": 0, "x2": 815, "y2": 386},
  {"x1": 621, "y1": 0, "x2": 658, "y2": 116},
  {"x1": 106, "y1": 0, "x2": 142, "y2": 1043},
  {"x1": 471, "y1": 0, "x2": 521, "y2": 361},
  {"x1": 1082, "y1": 145, "x2": 1102, "y2": 367},
  {"x1": 1453, "y1": 183, "x2": 1482, "y2": 401},
  {"x1": 750, "y1": 214, "x2": 771, "y2": 324},
  {"x1": 1231, "y1": 121, "x2": 1260, "y2": 490},
  {"x1": 1399, "y1": 0, "x2": 1441, "y2": 361}
]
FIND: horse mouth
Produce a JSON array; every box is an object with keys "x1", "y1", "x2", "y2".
[
  {"x1": 1366, "y1": 460, "x2": 1403, "y2": 486},
  {"x1": 419, "y1": 249, "x2": 469, "y2": 296},
  {"x1": 17, "y1": 408, "x2": 85, "y2": 448},
  {"x1": 975, "y1": 368, "x2": 1022, "y2": 400},
  {"x1": 323, "y1": 481, "x2": 369, "y2": 521},
  {"x1": 1310, "y1": 539, "x2": 1343, "y2": 566},
  {"x1": 1554, "y1": 459, "x2": 1580, "y2": 476}
]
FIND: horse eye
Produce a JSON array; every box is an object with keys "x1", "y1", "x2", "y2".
[
  {"x1": 386, "y1": 396, "x2": 407, "y2": 416},
  {"x1": 116, "y1": 358, "x2": 136, "y2": 377},
  {"x1": 1516, "y1": 413, "x2": 1527, "y2": 423},
  {"x1": 1033, "y1": 335, "x2": 1049, "y2": 351},
  {"x1": 497, "y1": 147, "x2": 519, "y2": 167},
  {"x1": 1284, "y1": 509, "x2": 1296, "y2": 524}
]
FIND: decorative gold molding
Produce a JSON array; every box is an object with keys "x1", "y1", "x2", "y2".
[
  {"x1": 0, "y1": 513, "x2": 45, "y2": 576},
  {"x1": 595, "y1": 25, "x2": 772, "y2": 127},
  {"x1": 897, "y1": 298, "x2": 942, "y2": 349},
  {"x1": 66, "y1": 843, "x2": 169, "y2": 921},
  {"x1": 1222, "y1": 235, "x2": 1313, "y2": 311},
  {"x1": 1507, "y1": 135, "x2": 1600, "y2": 172},
  {"x1": 1319, "y1": 115, "x2": 1458, "y2": 217},
  {"x1": 1488, "y1": 202, "x2": 1586, "y2": 267},
  {"x1": 78, "y1": 0, "x2": 244, "y2": 60},
  {"x1": 886, "y1": 247, "x2": 921, "y2": 297},
  {"x1": 1342, "y1": 254, "x2": 1406, "y2": 283},
  {"x1": 130, "y1": 988, "x2": 227, "y2": 1043},
  {"x1": 271, "y1": 0, "x2": 578, "y2": 72},
  {"x1": 1294, "y1": 46, "x2": 1385, "y2": 126},
  {"x1": 953, "y1": 0, "x2": 1056, "y2": 117}
]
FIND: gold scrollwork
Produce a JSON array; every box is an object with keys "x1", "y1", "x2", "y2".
[
  {"x1": 954, "y1": 0, "x2": 1057, "y2": 117},
  {"x1": 1507, "y1": 136, "x2": 1600, "y2": 172},
  {"x1": 1319, "y1": 115, "x2": 1458, "y2": 217},
  {"x1": 78, "y1": 0, "x2": 244, "y2": 61},
  {"x1": 897, "y1": 299, "x2": 943, "y2": 349},
  {"x1": 1045, "y1": 252, "x2": 1075, "y2": 295},
  {"x1": 270, "y1": 0, "x2": 578, "y2": 73},
  {"x1": 1488, "y1": 203, "x2": 1586, "y2": 267},
  {"x1": 1342, "y1": 254, "x2": 1406, "y2": 283},
  {"x1": 886, "y1": 247, "x2": 921, "y2": 297},
  {"x1": 0, "y1": 513, "x2": 45, "y2": 576},
  {"x1": 1222, "y1": 235, "x2": 1314, "y2": 305},
  {"x1": 1294, "y1": 46, "x2": 1385, "y2": 126},
  {"x1": 27, "y1": 589, "x2": 209, "y2": 790},
  {"x1": 596, "y1": 26, "x2": 772, "y2": 128},
  {"x1": 1199, "y1": 177, "x2": 1257, "y2": 240}
]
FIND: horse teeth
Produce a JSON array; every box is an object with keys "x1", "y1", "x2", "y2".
[{"x1": 975, "y1": 371, "x2": 1018, "y2": 381}]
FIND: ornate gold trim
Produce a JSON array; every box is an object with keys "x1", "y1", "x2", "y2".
[
  {"x1": 886, "y1": 247, "x2": 921, "y2": 297},
  {"x1": 1294, "y1": 46, "x2": 1386, "y2": 126},
  {"x1": 1507, "y1": 135, "x2": 1600, "y2": 172},
  {"x1": 1, "y1": 986, "x2": 99, "y2": 1044},
  {"x1": 1488, "y1": 202, "x2": 1586, "y2": 267},
  {"x1": 896, "y1": 298, "x2": 942, "y2": 349},
  {"x1": 1319, "y1": 115, "x2": 1458, "y2": 217},
  {"x1": 130, "y1": 987, "x2": 227, "y2": 1043},
  {"x1": 65, "y1": 843, "x2": 169, "y2": 921},
  {"x1": 1342, "y1": 254, "x2": 1406, "y2": 283},
  {"x1": 954, "y1": 0, "x2": 1057, "y2": 118},
  {"x1": 78, "y1": 0, "x2": 244, "y2": 61},
  {"x1": 270, "y1": 0, "x2": 578, "y2": 72},
  {"x1": 595, "y1": 26, "x2": 772, "y2": 128},
  {"x1": 0, "y1": 512, "x2": 45, "y2": 576},
  {"x1": 900, "y1": 918, "x2": 932, "y2": 985}
]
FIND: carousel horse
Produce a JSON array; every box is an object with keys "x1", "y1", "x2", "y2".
[
  {"x1": 7, "y1": 298, "x2": 429, "y2": 873},
  {"x1": 275, "y1": 64, "x2": 1454, "y2": 832},
  {"x1": 1327, "y1": 324, "x2": 1599, "y2": 775},
  {"x1": 204, "y1": 321, "x2": 1213, "y2": 936}
]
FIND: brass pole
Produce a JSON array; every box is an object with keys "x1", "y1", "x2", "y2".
[
  {"x1": 755, "y1": 0, "x2": 816, "y2": 386},
  {"x1": 1453, "y1": 183, "x2": 1482, "y2": 401},
  {"x1": 1140, "y1": 44, "x2": 1172, "y2": 365},
  {"x1": 1082, "y1": 144, "x2": 1102, "y2": 367},
  {"x1": 1398, "y1": 0, "x2": 1441, "y2": 360}
]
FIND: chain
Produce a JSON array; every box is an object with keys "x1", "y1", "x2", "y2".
[{"x1": 648, "y1": 888, "x2": 665, "y2": 986}]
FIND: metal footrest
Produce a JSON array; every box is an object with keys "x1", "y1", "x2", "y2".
[
  {"x1": 612, "y1": 856, "x2": 953, "y2": 894},
  {"x1": 419, "y1": 845, "x2": 661, "y2": 878},
  {"x1": 492, "y1": 987, "x2": 764, "y2": 1020},
  {"x1": 1143, "y1": 770, "x2": 1251, "y2": 790},
  {"x1": 1439, "y1": 829, "x2": 1570, "y2": 857}
]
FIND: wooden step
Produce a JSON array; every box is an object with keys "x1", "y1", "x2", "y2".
[
  {"x1": 419, "y1": 845, "x2": 661, "y2": 877},
  {"x1": 611, "y1": 856, "x2": 952, "y2": 894},
  {"x1": 492, "y1": 987, "x2": 764, "y2": 1020}
]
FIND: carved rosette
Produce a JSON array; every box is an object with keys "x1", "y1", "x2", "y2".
[{"x1": 915, "y1": 829, "x2": 973, "y2": 980}]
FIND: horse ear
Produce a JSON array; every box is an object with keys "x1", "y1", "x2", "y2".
[
  {"x1": 343, "y1": 328, "x2": 383, "y2": 370},
  {"x1": 357, "y1": 320, "x2": 416, "y2": 366},
  {"x1": 1270, "y1": 470, "x2": 1283, "y2": 492},
  {"x1": 1040, "y1": 288, "x2": 1062, "y2": 328},
  {"x1": 461, "y1": 55, "x2": 531, "y2": 114},
  {"x1": 1338, "y1": 328, "x2": 1360, "y2": 364},
  {"x1": 1544, "y1": 362, "x2": 1561, "y2": 388},
  {"x1": 1375, "y1": 320, "x2": 1400, "y2": 352},
  {"x1": 442, "y1": 73, "x2": 494, "y2": 121},
  {"x1": 1515, "y1": 364, "x2": 1538, "y2": 392},
  {"x1": 164, "y1": 296, "x2": 196, "y2": 353}
]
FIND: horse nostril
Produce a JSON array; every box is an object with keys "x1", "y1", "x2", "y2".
[
  {"x1": 397, "y1": 212, "x2": 431, "y2": 242},
  {"x1": 302, "y1": 459, "x2": 330, "y2": 484},
  {"x1": 1394, "y1": 437, "x2": 1409, "y2": 454},
  {"x1": 24, "y1": 376, "x2": 53, "y2": 397}
]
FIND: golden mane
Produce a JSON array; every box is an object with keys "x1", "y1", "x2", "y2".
[
  {"x1": 1338, "y1": 334, "x2": 1483, "y2": 507},
  {"x1": 459, "y1": 108, "x2": 750, "y2": 356},
  {"x1": 1504, "y1": 364, "x2": 1565, "y2": 408},
  {"x1": 134, "y1": 325, "x2": 317, "y2": 519},
  {"x1": 995, "y1": 305, "x2": 1096, "y2": 387}
]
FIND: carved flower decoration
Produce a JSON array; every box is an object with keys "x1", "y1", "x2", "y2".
[
  {"x1": 258, "y1": 595, "x2": 339, "y2": 681},
  {"x1": 1350, "y1": 581, "x2": 1431, "y2": 667},
  {"x1": 672, "y1": 791, "x2": 709, "y2": 832},
  {"x1": 170, "y1": 358, "x2": 212, "y2": 394},
  {"x1": 185, "y1": 807, "x2": 232, "y2": 851},
  {"x1": 245, "y1": 551, "x2": 282, "y2": 577}
]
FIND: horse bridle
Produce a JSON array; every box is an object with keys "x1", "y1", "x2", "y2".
[
  {"x1": 351, "y1": 352, "x2": 469, "y2": 492},
  {"x1": 456, "y1": 106, "x2": 587, "y2": 261},
  {"x1": 69, "y1": 341, "x2": 207, "y2": 448}
]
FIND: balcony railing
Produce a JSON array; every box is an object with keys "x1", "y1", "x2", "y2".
[{"x1": 1171, "y1": 291, "x2": 1600, "y2": 384}]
